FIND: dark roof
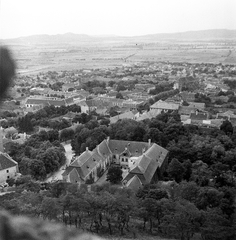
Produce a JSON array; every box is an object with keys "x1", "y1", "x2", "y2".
[
  {"x1": 126, "y1": 175, "x2": 143, "y2": 191},
  {"x1": 0, "y1": 153, "x2": 18, "y2": 170},
  {"x1": 70, "y1": 150, "x2": 102, "y2": 179},
  {"x1": 190, "y1": 112, "x2": 208, "y2": 120},
  {"x1": 96, "y1": 140, "x2": 112, "y2": 158},
  {"x1": 69, "y1": 168, "x2": 81, "y2": 183},
  {"x1": 108, "y1": 139, "x2": 150, "y2": 157},
  {"x1": 178, "y1": 106, "x2": 196, "y2": 115},
  {"x1": 129, "y1": 143, "x2": 168, "y2": 183}
]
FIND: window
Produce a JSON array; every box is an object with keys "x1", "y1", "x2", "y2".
[
  {"x1": 6, "y1": 170, "x2": 9, "y2": 173},
  {"x1": 7, "y1": 176, "x2": 9, "y2": 179}
]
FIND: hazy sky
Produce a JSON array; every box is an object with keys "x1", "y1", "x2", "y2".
[{"x1": 0, "y1": 0, "x2": 236, "y2": 39}]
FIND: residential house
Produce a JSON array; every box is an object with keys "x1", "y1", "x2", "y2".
[
  {"x1": 189, "y1": 111, "x2": 209, "y2": 126},
  {"x1": 178, "y1": 106, "x2": 197, "y2": 116},
  {"x1": 188, "y1": 102, "x2": 205, "y2": 110},
  {"x1": 179, "y1": 91, "x2": 196, "y2": 102},
  {"x1": 0, "y1": 152, "x2": 19, "y2": 185},
  {"x1": 109, "y1": 110, "x2": 139, "y2": 124},
  {"x1": 150, "y1": 100, "x2": 180, "y2": 114},
  {"x1": 25, "y1": 97, "x2": 74, "y2": 109},
  {"x1": 216, "y1": 110, "x2": 236, "y2": 120},
  {"x1": 0, "y1": 129, "x2": 19, "y2": 184},
  {"x1": 78, "y1": 100, "x2": 90, "y2": 114},
  {"x1": 136, "y1": 109, "x2": 160, "y2": 121}
]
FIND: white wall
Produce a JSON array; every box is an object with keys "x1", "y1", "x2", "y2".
[{"x1": 0, "y1": 166, "x2": 18, "y2": 184}]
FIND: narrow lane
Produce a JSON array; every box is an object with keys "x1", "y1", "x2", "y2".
[{"x1": 45, "y1": 143, "x2": 73, "y2": 182}]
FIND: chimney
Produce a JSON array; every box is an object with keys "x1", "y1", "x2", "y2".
[
  {"x1": 148, "y1": 139, "x2": 151, "y2": 148},
  {"x1": 107, "y1": 136, "x2": 110, "y2": 143},
  {"x1": 86, "y1": 147, "x2": 88, "y2": 152}
]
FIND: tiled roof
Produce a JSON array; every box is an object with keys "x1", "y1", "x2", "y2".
[
  {"x1": 150, "y1": 100, "x2": 179, "y2": 110},
  {"x1": 145, "y1": 143, "x2": 168, "y2": 168},
  {"x1": 129, "y1": 143, "x2": 168, "y2": 184},
  {"x1": 69, "y1": 168, "x2": 81, "y2": 183},
  {"x1": 126, "y1": 175, "x2": 143, "y2": 191},
  {"x1": 96, "y1": 140, "x2": 112, "y2": 158},
  {"x1": 70, "y1": 150, "x2": 93, "y2": 167},
  {"x1": 178, "y1": 106, "x2": 196, "y2": 115},
  {"x1": 0, "y1": 153, "x2": 18, "y2": 170},
  {"x1": 110, "y1": 111, "x2": 136, "y2": 124},
  {"x1": 25, "y1": 98, "x2": 74, "y2": 107},
  {"x1": 70, "y1": 149, "x2": 102, "y2": 179},
  {"x1": 108, "y1": 139, "x2": 150, "y2": 157},
  {"x1": 190, "y1": 112, "x2": 208, "y2": 120},
  {"x1": 136, "y1": 109, "x2": 160, "y2": 121},
  {"x1": 188, "y1": 102, "x2": 205, "y2": 109}
]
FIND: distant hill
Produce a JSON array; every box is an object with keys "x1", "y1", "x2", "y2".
[
  {"x1": 138, "y1": 29, "x2": 236, "y2": 40},
  {"x1": 2, "y1": 32, "x2": 94, "y2": 45},
  {"x1": 2, "y1": 29, "x2": 236, "y2": 45}
]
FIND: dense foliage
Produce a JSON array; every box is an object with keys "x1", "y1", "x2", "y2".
[
  {"x1": 1, "y1": 179, "x2": 235, "y2": 240},
  {"x1": 4, "y1": 108, "x2": 236, "y2": 239},
  {"x1": 7, "y1": 130, "x2": 66, "y2": 180}
]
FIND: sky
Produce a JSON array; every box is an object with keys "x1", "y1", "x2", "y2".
[{"x1": 0, "y1": 0, "x2": 236, "y2": 39}]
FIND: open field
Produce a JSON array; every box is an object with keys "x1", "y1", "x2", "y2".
[{"x1": 2, "y1": 34, "x2": 236, "y2": 75}]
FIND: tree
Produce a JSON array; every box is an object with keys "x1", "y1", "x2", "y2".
[
  {"x1": 30, "y1": 159, "x2": 47, "y2": 180},
  {"x1": 116, "y1": 92, "x2": 124, "y2": 99},
  {"x1": 201, "y1": 208, "x2": 235, "y2": 240},
  {"x1": 18, "y1": 115, "x2": 34, "y2": 133},
  {"x1": 106, "y1": 166, "x2": 123, "y2": 184},
  {"x1": 160, "y1": 200, "x2": 201, "y2": 240},
  {"x1": 167, "y1": 158, "x2": 185, "y2": 183},
  {"x1": 220, "y1": 120, "x2": 233, "y2": 135}
]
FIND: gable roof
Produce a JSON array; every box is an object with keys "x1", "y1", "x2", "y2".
[
  {"x1": 150, "y1": 100, "x2": 180, "y2": 110},
  {"x1": 188, "y1": 102, "x2": 205, "y2": 109},
  {"x1": 70, "y1": 149, "x2": 102, "y2": 179},
  {"x1": 110, "y1": 111, "x2": 136, "y2": 124},
  {"x1": 96, "y1": 140, "x2": 112, "y2": 158},
  {"x1": 25, "y1": 98, "x2": 74, "y2": 107},
  {"x1": 126, "y1": 175, "x2": 143, "y2": 191},
  {"x1": 136, "y1": 109, "x2": 160, "y2": 121},
  {"x1": 108, "y1": 139, "x2": 150, "y2": 157},
  {"x1": 0, "y1": 153, "x2": 18, "y2": 170},
  {"x1": 178, "y1": 106, "x2": 196, "y2": 115},
  {"x1": 129, "y1": 143, "x2": 168, "y2": 184},
  {"x1": 190, "y1": 112, "x2": 208, "y2": 120},
  {"x1": 69, "y1": 168, "x2": 81, "y2": 183},
  {"x1": 145, "y1": 143, "x2": 168, "y2": 167}
]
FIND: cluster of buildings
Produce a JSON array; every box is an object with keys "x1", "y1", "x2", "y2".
[
  {"x1": 1, "y1": 61, "x2": 236, "y2": 190},
  {"x1": 63, "y1": 137, "x2": 168, "y2": 191}
]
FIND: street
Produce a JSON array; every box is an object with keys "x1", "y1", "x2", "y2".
[{"x1": 45, "y1": 143, "x2": 74, "y2": 183}]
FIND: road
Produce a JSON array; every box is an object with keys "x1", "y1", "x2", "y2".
[{"x1": 45, "y1": 143, "x2": 74, "y2": 183}]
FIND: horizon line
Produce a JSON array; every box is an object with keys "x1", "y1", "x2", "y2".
[{"x1": 1, "y1": 28, "x2": 236, "y2": 40}]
